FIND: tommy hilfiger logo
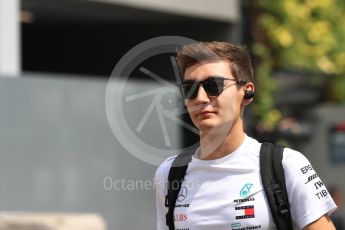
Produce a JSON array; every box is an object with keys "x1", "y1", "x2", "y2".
[{"x1": 235, "y1": 205, "x2": 255, "y2": 219}]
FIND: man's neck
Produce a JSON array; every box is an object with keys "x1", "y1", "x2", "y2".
[{"x1": 198, "y1": 121, "x2": 245, "y2": 160}]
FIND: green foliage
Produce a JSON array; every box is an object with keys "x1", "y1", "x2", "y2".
[{"x1": 253, "y1": 0, "x2": 345, "y2": 126}]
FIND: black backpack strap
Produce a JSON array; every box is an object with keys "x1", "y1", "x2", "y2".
[
  {"x1": 165, "y1": 151, "x2": 194, "y2": 230},
  {"x1": 260, "y1": 142, "x2": 293, "y2": 230}
]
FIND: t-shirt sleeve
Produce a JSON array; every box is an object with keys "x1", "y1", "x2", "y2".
[
  {"x1": 282, "y1": 148, "x2": 337, "y2": 229},
  {"x1": 155, "y1": 157, "x2": 175, "y2": 230}
]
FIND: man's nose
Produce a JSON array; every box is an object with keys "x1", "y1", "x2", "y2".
[{"x1": 195, "y1": 85, "x2": 210, "y2": 103}]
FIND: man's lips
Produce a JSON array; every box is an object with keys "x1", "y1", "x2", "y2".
[{"x1": 197, "y1": 110, "x2": 214, "y2": 116}]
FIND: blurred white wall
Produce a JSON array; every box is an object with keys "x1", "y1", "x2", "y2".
[{"x1": 0, "y1": 0, "x2": 20, "y2": 76}]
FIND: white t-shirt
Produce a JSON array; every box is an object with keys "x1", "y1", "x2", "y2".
[{"x1": 155, "y1": 135, "x2": 337, "y2": 230}]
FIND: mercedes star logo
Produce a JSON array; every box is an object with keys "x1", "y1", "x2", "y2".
[{"x1": 177, "y1": 186, "x2": 188, "y2": 202}]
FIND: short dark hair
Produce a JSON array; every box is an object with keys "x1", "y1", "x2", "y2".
[{"x1": 176, "y1": 41, "x2": 254, "y2": 82}]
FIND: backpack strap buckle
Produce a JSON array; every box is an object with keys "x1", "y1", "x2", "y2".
[
  {"x1": 272, "y1": 184, "x2": 289, "y2": 216},
  {"x1": 165, "y1": 195, "x2": 169, "y2": 207}
]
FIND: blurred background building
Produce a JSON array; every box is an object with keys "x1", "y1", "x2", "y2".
[{"x1": 0, "y1": 0, "x2": 344, "y2": 229}]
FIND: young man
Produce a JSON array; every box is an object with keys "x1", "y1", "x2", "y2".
[{"x1": 155, "y1": 41, "x2": 336, "y2": 230}]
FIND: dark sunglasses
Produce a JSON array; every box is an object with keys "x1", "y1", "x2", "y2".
[{"x1": 179, "y1": 76, "x2": 247, "y2": 99}]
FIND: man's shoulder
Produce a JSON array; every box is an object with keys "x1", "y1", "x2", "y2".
[
  {"x1": 155, "y1": 155, "x2": 178, "y2": 179},
  {"x1": 159, "y1": 155, "x2": 177, "y2": 168},
  {"x1": 282, "y1": 147, "x2": 308, "y2": 163}
]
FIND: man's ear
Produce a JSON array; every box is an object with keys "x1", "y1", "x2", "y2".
[{"x1": 242, "y1": 82, "x2": 254, "y2": 105}]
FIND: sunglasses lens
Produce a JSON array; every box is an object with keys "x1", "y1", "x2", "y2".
[
  {"x1": 180, "y1": 78, "x2": 226, "y2": 99},
  {"x1": 181, "y1": 83, "x2": 198, "y2": 99},
  {"x1": 203, "y1": 78, "x2": 224, "y2": 96}
]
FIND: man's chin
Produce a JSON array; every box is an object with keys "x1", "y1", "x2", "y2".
[
  {"x1": 196, "y1": 119, "x2": 215, "y2": 129},
  {"x1": 198, "y1": 122, "x2": 222, "y2": 133},
  {"x1": 197, "y1": 121, "x2": 232, "y2": 135}
]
